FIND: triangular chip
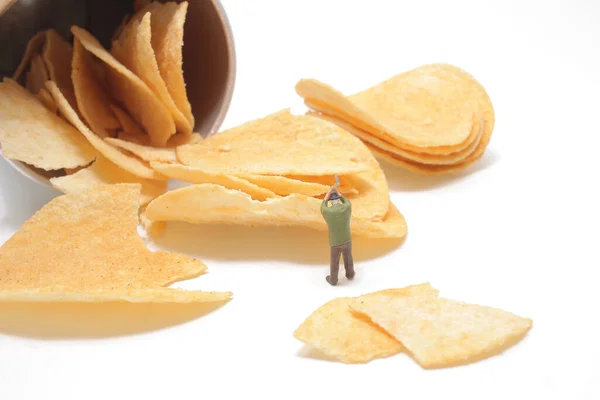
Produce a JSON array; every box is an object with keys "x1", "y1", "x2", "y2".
[
  {"x1": 149, "y1": 163, "x2": 278, "y2": 201},
  {"x1": 296, "y1": 64, "x2": 482, "y2": 151},
  {"x1": 0, "y1": 184, "x2": 232, "y2": 303},
  {"x1": 71, "y1": 26, "x2": 176, "y2": 146},
  {"x1": 144, "y1": 1, "x2": 194, "y2": 128},
  {"x1": 72, "y1": 38, "x2": 121, "y2": 138},
  {"x1": 349, "y1": 294, "x2": 532, "y2": 368},
  {"x1": 111, "y1": 10, "x2": 191, "y2": 133},
  {"x1": 49, "y1": 155, "x2": 167, "y2": 205},
  {"x1": 144, "y1": 184, "x2": 406, "y2": 239},
  {"x1": 0, "y1": 79, "x2": 96, "y2": 170},
  {"x1": 177, "y1": 110, "x2": 372, "y2": 176},
  {"x1": 293, "y1": 283, "x2": 439, "y2": 364},
  {"x1": 46, "y1": 80, "x2": 167, "y2": 180}
]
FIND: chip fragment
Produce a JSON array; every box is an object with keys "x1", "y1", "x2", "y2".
[
  {"x1": 12, "y1": 30, "x2": 48, "y2": 82},
  {"x1": 0, "y1": 79, "x2": 96, "y2": 170},
  {"x1": 25, "y1": 54, "x2": 48, "y2": 94},
  {"x1": 0, "y1": 184, "x2": 232, "y2": 303},
  {"x1": 144, "y1": 184, "x2": 406, "y2": 239},
  {"x1": 349, "y1": 294, "x2": 532, "y2": 368},
  {"x1": 293, "y1": 283, "x2": 439, "y2": 364}
]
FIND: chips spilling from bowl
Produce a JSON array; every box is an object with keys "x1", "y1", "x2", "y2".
[
  {"x1": 0, "y1": 1, "x2": 196, "y2": 210},
  {"x1": 143, "y1": 109, "x2": 407, "y2": 239},
  {"x1": 295, "y1": 64, "x2": 495, "y2": 174},
  {"x1": 0, "y1": 184, "x2": 232, "y2": 303},
  {"x1": 294, "y1": 283, "x2": 532, "y2": 367}
]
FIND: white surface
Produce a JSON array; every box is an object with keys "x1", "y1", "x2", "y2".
[{"x1": 1, "y1": 0, "x2": 600, "y2": 399}]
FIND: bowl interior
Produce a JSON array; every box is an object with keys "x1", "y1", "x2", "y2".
[{"x1": 0, "y1": 0, "x2": 235, "y2": 136}]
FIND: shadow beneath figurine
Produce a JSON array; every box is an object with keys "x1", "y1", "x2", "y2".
[
  {"x1": 0, "y1": 299, "x2": 230, "y2": 340},
  {"x1": 381, "y1": 150, "x2": 499, "y2": 193},
  {"x1": 0, "y1": 157, "x2": 60, "y2": 231},
  {"x1": 152, "y1": 222, "x2": 405, "y2": 266}
]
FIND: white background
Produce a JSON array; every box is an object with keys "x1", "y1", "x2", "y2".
[{"x1": 1, "y1": 0, "x2": 600, "y2": 399}]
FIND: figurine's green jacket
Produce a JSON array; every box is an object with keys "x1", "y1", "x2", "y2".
[{"x1": 320, "y1": 196, "x2": 352, "y2": 247}]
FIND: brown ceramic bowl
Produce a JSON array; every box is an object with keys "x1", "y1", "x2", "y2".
[{"x1": 0, "y1": 0, "x2": 236, "y2": 188}]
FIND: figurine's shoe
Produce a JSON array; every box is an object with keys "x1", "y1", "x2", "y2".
[
  {"x1": 326, "y1": 275, "x2": 337, "y2": 286},
  {"x1": 346, "y1": 270, "x2": 355, "y2": 280}
]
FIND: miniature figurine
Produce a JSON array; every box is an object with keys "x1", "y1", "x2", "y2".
[{"x1": 320, "y1": 175, "x2": 354, "y2": 285}]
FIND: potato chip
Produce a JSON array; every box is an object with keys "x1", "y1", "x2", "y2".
[
  {"x1": 149, "y1": 163, "x2": 279, "y2": 201},
  {"x1": 104, "y1": 132, "x2": 200, "y2": 163},
  {"x1": 42, "y1": 30, "x2": 75, "y2": 92},
  {"x1": 309, "y1": 111, "x2": 482, "y2": 166},
  {"x1": 37, "y1": 87, "x2": 58, "y2": 114},
  {"x1": 144, "y1": 184, "x2": 406, "y2": 239},
  {"x1": 240, "y1": 174, "x2": 330, "y2": 197},
  {"x1": 0, "y1": 184, "x2": 232, "y2": 303},
  {"x1": 365, "y1": 117, "x2": 486, "y2": 175},
  {"x1": 177, "y1": 110, "x2": 373, "y2": 176},
  {"x1": 0, "y1": 79, "x2": 96, "y2": 170},
  {"x1": 12, "y1": 30, "x2": 48, "y2": 81},
  {"x1": 110, "y1": 104, "x2": 145, "y2": 136},
  {"x1": 296, "y1": 64, "x2": 481, "y2": 150},
  {"x1": 46, "y1": 81, "x2": 167, "y2": 180},
  {"x1": 144, "y1": 1, "x2": 194, "y2": 128},
  {"x1": 72, "y1": 38, "x2": 121, "y2": 138},
  {"x1": 293, "y1": 283, "x2": 439, "y2": 364},
  {"x1": 49, "y1": 155, "x2": 167, "y2": 206},
  {"x1": 71, "y1": 26, "x2": 176, "y2": 146},
  {"x1": 349, "y1": 294, "x2": 532, "y2": 368},
  {"x1": 25, "y1": 54, "x2": 48, "y2": 94},
  {"x1": 111, "y1": 11, "x2": 191, "y2": 133}
]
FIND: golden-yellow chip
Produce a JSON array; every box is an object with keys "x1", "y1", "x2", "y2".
[
  {"x1": 42, "y1": 30, "x2": 75, "y2": 93},
  {"x1": 349, "y1": 294, "x2": 532, "y2": 368},
  {"x1": 72, "y1": 38, "x2": 121, "y2": 138},
  {"x1": 143, "y1": 0, "x2": 194, "y2": 128},
  {"x1": 0, "y1": 184, "x2": 232, "y2": 303},
  {"x1": 145, "y1": 184, "x2": 406, "y2": 239},
  {"x1": 0, "y1": 79, "x2": 96, "y2": 170}
]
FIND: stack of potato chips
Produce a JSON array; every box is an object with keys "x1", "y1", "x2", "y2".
[{"x1": 295, "y1": 64, "x2": 495, "y2": 174}]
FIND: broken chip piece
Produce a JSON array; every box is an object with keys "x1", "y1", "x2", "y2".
[
  {"x1": 349, "y1": 292, "x2": 532, "y2": 368},
  {"x1": 0, "y1": 183, "x2": 231, "y2": 303}
]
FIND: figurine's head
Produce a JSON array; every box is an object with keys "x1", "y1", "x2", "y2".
[{"x1": 327, "y1": 192, "x2": 342, "y2": 206}]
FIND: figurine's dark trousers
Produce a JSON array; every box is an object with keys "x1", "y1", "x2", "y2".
[{"x1": 327, "y1": 241, "x2": 354, "y2": 285}]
